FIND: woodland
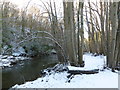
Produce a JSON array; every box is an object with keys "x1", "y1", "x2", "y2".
[{"x1": 0, "y1": 0, "x2": 120, "y2": 88}]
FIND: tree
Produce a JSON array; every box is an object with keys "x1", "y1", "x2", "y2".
[
  {"x1": 49, "y1": 1, "x2": 65, "y2": 62},
  {"x1": 112, "y1": 1, "x2": 120, "y2": 70},
  {"x1": 77, "y1": 1, "x2": 84, "y2": 66},
  {"x1": 108, "y1": 2, "x2": 118, "y2": 69},
  {"x1": 0, "y1": 2, "x2": 2, "y2": 54},
  {"x1": 63, "y1": 1, "x2": 78, "y2": 65}
]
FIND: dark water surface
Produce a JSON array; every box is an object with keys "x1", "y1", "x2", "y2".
[{"x1": 2, "y1": 55, "x2": 58, "y2": 89}]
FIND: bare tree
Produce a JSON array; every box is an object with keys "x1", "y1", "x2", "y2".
[
  {"x1": 109, "y1": 2, "x2": 118, "y2": 68},
  {"x1": 77, "y1": 1, "x2": 84, "y2": 66},
  {"x1": 63, "y1": 1, "x2": 78, "y2": 65}
]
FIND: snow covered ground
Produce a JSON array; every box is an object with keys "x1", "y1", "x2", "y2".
[
  {"x1": 0, "y1": 54, "x2": 30, "y2": 68},
  {"x1": 0, "y1": 47, "x2": 31, "y2": 68},
  {"x1": 12, "y1": 53, "x2": 118, "y2": 88}
]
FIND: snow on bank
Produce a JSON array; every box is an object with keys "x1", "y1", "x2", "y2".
[
  {"x1": 68, "y1": 53, "x2": 106, "y2": 70},
  {"x1": 12, "y1": 70, "x2": 118, "y2": 88},
  {"x1": 0, "y1": 54, "x2": 30, "y2": 68},
  {"x1": 12, "y1": 53, "x2": 118, "y2": 88}
]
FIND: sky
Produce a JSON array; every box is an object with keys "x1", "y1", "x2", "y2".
[
  {"x1": 6, "y1": 0, "x2": 120, "y2": 9},
  {"x1": 7, "y1": 0, "x2": 97, "y2": 9},
  {"x1": 7, "y1": 0, "x2": 63, "y2": 17},
  {"x1": 4, "y1": 0, "x2": 120, "y2": 39},
  {"x1": 7, "y1": 0, "x2": 41, "y2": 9},
  {"x1": 6, "y1": 0, "x2": 89, "y2": 38},
  {"x1": 7, "y1": 0, "x2": 64, "y2": 9}
]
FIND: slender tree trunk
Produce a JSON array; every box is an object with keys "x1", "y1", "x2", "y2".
[
  {"x1": 21, "y1": 11, "x2": 25, "y2": 36},
  {"x1": 50, "y1": 1, "x2": 65, "y2": 63},
  {"x1": 85, "y1": 6, "x2": 92, "y2": 53},
  {"x1": 100, "y1": 2, "x2": 106, "y2": 55},
  {"x1": 88, "y1": 2, "x2": 96, "y2": 54},
  {"x1": 78, "y1": 2, "x2": 84, "y2": 66},
  {"x1": 0, "y1": 4, "x2": 2, "y2": 54},
  {"x1": 105, "y1": 2, "x2": 111, "y2": 66}
]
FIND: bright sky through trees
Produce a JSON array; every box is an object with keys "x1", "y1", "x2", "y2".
[{"x1": 7, "y1": 0, "x2": 101, "y2": 38}]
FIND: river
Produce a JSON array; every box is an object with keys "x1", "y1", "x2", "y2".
[{"x1": 2, "y1": 55, "x2": 58, "y2": 89}]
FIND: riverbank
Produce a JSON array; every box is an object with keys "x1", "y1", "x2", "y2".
[
  {"x1": 2, "y1": 54, "x2": 58, "y2": 89},
  {"x1": 12, "y1": 53, "x2": 118, "y2": 88},
  {"x1": 0, "y1": 54, "x2": 30, "y2": 68}
]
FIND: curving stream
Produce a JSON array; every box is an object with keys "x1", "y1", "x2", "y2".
[{"x1": 2, "y1": 55, "x2": 58, "y2": 89}]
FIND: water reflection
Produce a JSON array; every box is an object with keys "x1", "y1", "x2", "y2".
[{"x1": 2, "y1": 55, "x2": 58, "y2": 89}]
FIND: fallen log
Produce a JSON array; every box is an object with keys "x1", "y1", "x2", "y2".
[
  {"x1": 68, "y1": 69, "x2": 99, "y2": 74},
  {"x1": 66, "y1": 69, "x2": 99, "y2": 83}
]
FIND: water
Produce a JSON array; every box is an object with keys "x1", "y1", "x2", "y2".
[{"x1": 2, "y1": 55, "x2": 58, "y2": 89}]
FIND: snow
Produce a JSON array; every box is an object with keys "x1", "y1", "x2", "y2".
[
  {"x1": 0, "y1": 54, "x2": 30, "y2": 68},
  {"x1": 12, "y1": 53, "x2": 21, "y2": 57},
  {"x1": 68, "y1": 53, "x2": 106, "y2": 70},
  {"x1": 17, "y1": 47, "x2": 26, "y2": 54},
  {"x1": 51, "y1": 49, "x2": 57, "y2": 54},
  {"x1": 11, "y1": 53, "x2": 118, "y2": 88},
  {"x1": 12, "y1": 47, "x2": 26, "y2": 56}
]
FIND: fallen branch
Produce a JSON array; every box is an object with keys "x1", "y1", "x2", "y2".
[
  {"x1": 66, "y1": 69, "x2": 99, "y2": 83},
  {"x1": 68, "y1": 69, "x2": 99, "y2": 74}
]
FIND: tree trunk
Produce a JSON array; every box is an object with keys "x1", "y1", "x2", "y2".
[
  {"x1": 100, "y1": 2, "x2": 106, "y2": 55},
  {"x1": 78, "y1": 2, "x2": 84, "y2": 66},
  {"x1": 63, "y1": 1, "x2": 77, "y2": 65},
  {"x1": 50, "y1": 1, "x2": 65, "y2": 63},
  {"x1": 109, "y1": 2, "x2": 118, "y2": 68},
  {"x1": 112, "y1": 2, "x2": 120, "y2": 69},
  {"x1": 85, "y1": 6, "x2": 92, "y2": 53},
  {"x1": 105, "y1": 2, "x2": 111, "y2": 66},
  {"x1": 88, "y1": 2, "x2": 96, "y2": 54}
]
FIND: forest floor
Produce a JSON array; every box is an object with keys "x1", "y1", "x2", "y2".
[{"x1": 12, "y1": 53, "x2": 118, "y2": 88}]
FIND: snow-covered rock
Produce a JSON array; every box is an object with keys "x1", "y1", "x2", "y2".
[
  {"x1": 12, "y1": 47, "x2": 26, "y2": 56},
  {"x1": 3, "y1": 45, "x2": 8, "y2": 50},
  {"x1": 51, "y1": 49, "x2": 56, "y2": 54},
  {"x1": 0, "y1": 54, "x2": 30, "y2": 68},
  {"x1": 18, "y1": 47, "x2": 25, "y2": 54},
  {"x1": 7, "y1": 56, "x2": 14, "y2": 59},
  {"x1": 12, "y1": 52, "x2": 21, "y2": 57},
  {"x1": 1, "y1": 55, "x2": 8, "y2": 59}
]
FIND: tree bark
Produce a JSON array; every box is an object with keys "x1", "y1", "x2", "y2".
[
  {"x1": 112, "y1": 2, "x2": 120, "y2": 69},
  {"x1": 109, "y1": 2, "x2": 118, "y2": 68},
  {"x1": 78, "y1": 2, "x2": 84, "y2": 66},
  {"x1": 63, "y1": 1, "x2": 77, "y2": 65}
]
